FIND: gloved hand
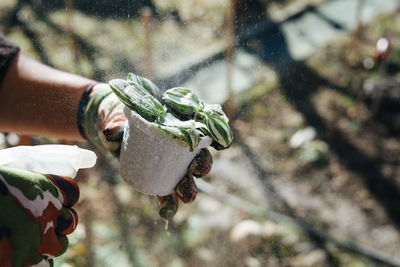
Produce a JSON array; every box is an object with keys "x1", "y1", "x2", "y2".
[
  {"x1": 0, "y1": 166, "x2": 79, "y2": 267},
  {"x1": 80, "y1": 83, "x2": 213, "y2": 219}
]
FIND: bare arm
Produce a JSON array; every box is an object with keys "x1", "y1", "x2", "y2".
[{"x1": 0, "y1": 54, "x2": 95, "y2": 141}]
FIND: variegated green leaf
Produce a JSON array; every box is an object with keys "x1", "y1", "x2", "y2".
[
  {"x1": 162, "y1": 87, "x2": 203, "y2": 116},
  {"x1": 157, "y1": 113, "x2": 204, "y2": 151},
  {"x1": 127, "y1": 72, "x2": 163, "y2": 100},
  {"x1": 152, "y1": 123, "x2": 201, "y2": 151},
  {"x1": 109, "y1": 79, "x2": 165, "y2": 122},
  {"x1": 109, "y1": 74, "x2": 233, "y2": 151},
  {"x1": 199, "y1": 110, "x2": 233, "y2": 149},
  {"x1": 160, "y1": 113, "x2": 206, "y2": 130},
  {"x1": 202, "y1": 103, "x2": 229, "y2": 123}
]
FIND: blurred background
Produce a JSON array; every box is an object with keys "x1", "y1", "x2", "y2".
[{"x1": 1, "y1": 0, "x2": 400, "y2": 266}]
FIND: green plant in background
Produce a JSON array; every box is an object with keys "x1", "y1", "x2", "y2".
[
  {"x1": 109, "y1": 73, "x2": 233, "y2": 151},
  {"x1": 298, "y1": 141, "x2": 329, "y2": 166}
]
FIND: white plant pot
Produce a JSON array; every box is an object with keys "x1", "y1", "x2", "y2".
[{"x1": 119, "y1": 107, "x2": 212, "y2": 196}]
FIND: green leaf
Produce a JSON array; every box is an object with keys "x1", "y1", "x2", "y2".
[
  {"x1": 162, "y1": 87, "x2": 203, "y2": 116},
  {"x1": 156, "y1": 113, "x2": 204, "y2": 151},
  {"x1": 109, "y1": 79, "x2": 165, "y2": 122},
  {"x1": 160, "y1": 113, "x2": 203, "y2": 129},
  {"x1": 199, "y1": 110, "x2": 233, "y2": 149},
  {"x1": 127, "y1": 73, "x2": 162, "y2": 100},
  {"x1": 152, "y1": 123, "x2": 201, "y2": 151},
  {"x1": 109, "y1": 74, "x2": 234, "y2": 151},
  {"x1": 202, "y1": 103, "x2": 229, "y2": 123}
]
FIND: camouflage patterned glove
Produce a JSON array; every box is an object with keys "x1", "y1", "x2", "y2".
[
  {"x1": 80, "y1": 83, "x2": 126, "y2": 157},
  {"x1": 0, "y1": 166, "x2": 79, "y2": 267},
  {"x1": 80, "y1": 83, "x2": 213, "y2": 219}
]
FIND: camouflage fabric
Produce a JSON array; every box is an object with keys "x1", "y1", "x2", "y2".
[
  {"x1": 0, "y1": 166, "x2": 79, "y2": 267},
  {"x1": 81, "y1": 84, "x2": 126, "y2": 157}
]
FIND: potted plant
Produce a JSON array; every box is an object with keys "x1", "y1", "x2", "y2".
[{"x1": 109, "y1": 73, "x2": 233, "y2": 195}]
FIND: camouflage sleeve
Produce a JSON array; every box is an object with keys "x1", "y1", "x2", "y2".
[
  {"x1": 0, "y1": 166, "x2": 79, "y2": 267},
  {"x1": 81, "y1": 83, "x2": 126, "y2": 157}
]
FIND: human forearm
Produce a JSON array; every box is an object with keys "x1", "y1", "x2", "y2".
[{"x1": 0, "y1": 54, "x2": 95, "y2": 141}]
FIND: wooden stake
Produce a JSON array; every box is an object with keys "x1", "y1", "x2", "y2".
[
  {"x1": 224, "y1": 0, "x2": 236, "y2": 120},
  {"x1": 142, "y1": 7, "x2": 153, "y2": 79},
  {"x1": 352, "y1": 0, "x2": 365, "y2": 55}
]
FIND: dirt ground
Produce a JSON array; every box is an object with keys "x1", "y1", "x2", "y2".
[{"x1": 227, "y1": 18, "x2": 400, "y2": 264}]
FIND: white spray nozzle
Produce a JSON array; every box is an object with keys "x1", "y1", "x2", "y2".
[{"x1": 0, "y1": 145, "x2": 97, "y2": 178}]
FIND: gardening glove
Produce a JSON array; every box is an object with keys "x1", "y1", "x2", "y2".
[
  {"x1": 0, "y1": 166, "x2": 79, "y2": 267},
  {"x1": 80, "y1": 83, "x2": 126, "y2": 158},
  {"x1": 79, "y1": 83, "x2": 213, "y2": 218}
]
